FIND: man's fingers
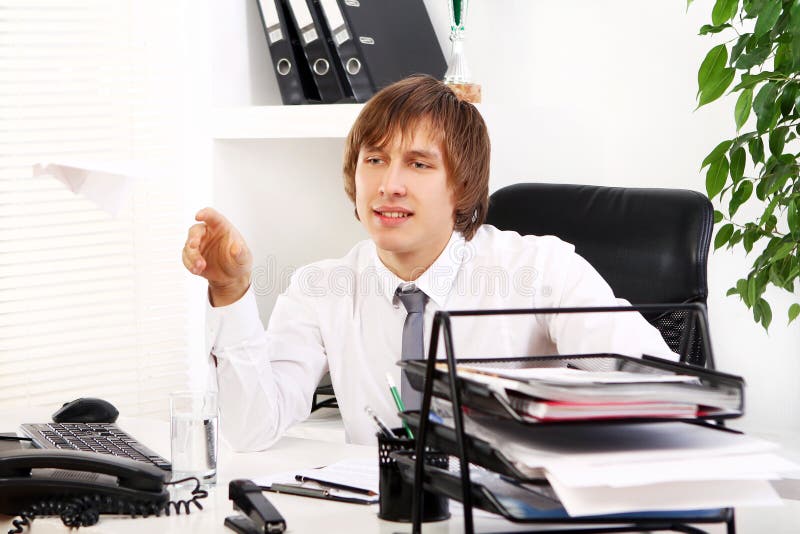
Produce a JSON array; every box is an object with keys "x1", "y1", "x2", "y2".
[
  {"x1": 186, "y1": 223, "x2": 207, "y2": 249},
  {"x1": 230, "y1": 240, "x2": 251, "y2": 266},
  {"x1": 182, "y1": 242, "x2": 206, "y2": 275},
  {"x1": 195, "y1": 207, "x2": 228, "y2": 229}
]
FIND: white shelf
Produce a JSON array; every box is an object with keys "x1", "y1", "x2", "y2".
[{"x1": 212, "y1": 104, "x2": 365, "y2": 140}]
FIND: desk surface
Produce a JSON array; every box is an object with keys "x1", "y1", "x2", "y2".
[{"x1": 1, "y1": 409, "x2": 798, "y2": 533}]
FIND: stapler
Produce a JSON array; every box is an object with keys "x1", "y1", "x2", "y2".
[{"x1": 226, "y1": 479, "x2": 286, "y2": 534}]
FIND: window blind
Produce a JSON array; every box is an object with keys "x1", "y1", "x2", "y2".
[{"x1": 0, "y1": 0, "x2": 192, "y2": 418}]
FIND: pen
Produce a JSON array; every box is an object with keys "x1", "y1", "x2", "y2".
[
  {"x1": 263, "y1": 483, "x2": 374, "y2": 505},
  {"x1": 365, "y1": 405, "x2": 396, "y2": 439},
  {"x1": 386, "y1": 373, "x2": 414, "y2": 439},
  {"x1": 294, "y1": 475, "x2": 377, "y2": 496},
  {"x1": 268, "y1": 483, "x2": 330, "y2": 497}
]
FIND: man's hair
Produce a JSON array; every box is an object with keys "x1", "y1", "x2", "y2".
[{"x1": 343, "y1": 75, "x2": 490, "y2": 241}]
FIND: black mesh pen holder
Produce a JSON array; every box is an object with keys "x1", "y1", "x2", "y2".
[{"x1": 377, "y1": 429, "x2": 450, "y2": 523}]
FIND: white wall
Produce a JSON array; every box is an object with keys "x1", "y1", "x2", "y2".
[{"x1": 209, "y1": 0, "x2": 799, "y2": 432}]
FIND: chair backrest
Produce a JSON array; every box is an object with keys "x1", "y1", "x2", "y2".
[{"x1": 485, "y1": 183, "x2": 714, "y2": 366}]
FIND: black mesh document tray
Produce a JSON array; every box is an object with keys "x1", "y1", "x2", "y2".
[
  {"x1": 402, "y1": 304, "x2": 739, "y2": 534},
  {"x1": 400, "y1": 353, "x2": 745, "y2": 424}
]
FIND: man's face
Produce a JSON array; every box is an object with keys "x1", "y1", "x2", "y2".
[{"x1": 354, "y1": 121, "x2": 456, "y2": 272}]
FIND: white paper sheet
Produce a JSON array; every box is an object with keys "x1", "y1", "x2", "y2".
[
  {"x1": 252, "y1": 457, "x2": 379, "y2": 502},
  {"x1": 547, "y1": 477, "x2": 782, "y2": 517},
  {"x1": 548, "y1": 453, "x2": 798, "y2": 487},
  {"x1": 32, "y1": 160, "x2": 159, "y2": 216}
]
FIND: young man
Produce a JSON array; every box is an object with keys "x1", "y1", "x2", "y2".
[{"x1": 182, "y1": 75, "x2": 674, "y2": 451}]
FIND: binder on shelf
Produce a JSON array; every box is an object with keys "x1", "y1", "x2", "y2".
[
  {"x1": 255, "y1": 0, "x2": 320, "y2": 105},
  {"x1": 333, "y1": 0, "x2": 447, "y2": 97},
  {"x1": 313, "y1": 0, "x2": 373, "y2": 102},
  {"x1": 284, "y1": 0, "x2": 350, "y2": 103}
]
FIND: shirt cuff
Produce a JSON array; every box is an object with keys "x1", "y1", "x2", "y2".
[{"x1": 206, "y1": 285, "x2": 263, "y2": 353}]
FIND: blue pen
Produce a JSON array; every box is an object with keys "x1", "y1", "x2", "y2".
[{"x1": 428, "y1": 410, "x2": 444, "y2": 424}]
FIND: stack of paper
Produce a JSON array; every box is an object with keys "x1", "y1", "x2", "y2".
[
  {"x1": 447, "y1": 362, "x2": 742, "y2": 421},
  {"x1": 462, "y1": 415, "x2": 800, "y2": 516}
]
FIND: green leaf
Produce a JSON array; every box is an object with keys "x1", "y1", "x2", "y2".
[
  {"x1": 737, "y1": 278, "x2": 750, "y2": 304},
  {"x1": 747, "y1": 275, "x2": 757, "y2": 308},
  {"x1": 700, "y1": 23, "x2": 733, "y2": 35},
  {"x1": 729, "y1": 229, "x2": 743, "y2": 247},
  {"x1": 792, "y1": 36, "x2": 800, "y2": 74},
  {"x1": 765, "y1": 154, "x2": 795, "y2": 195},
  {"x1": 714, "y1": 209, "x2": 724, "y2": 223},
  {"x1": 754, "y1": 82, "x2": 779, "y2": 132},
  {"x1": 735, "y1": 88, "x2": 753, "y2": 130},
  {"x1": 789, "y1": 303, "x2": 800, "y2": 324},
  {"x1": 743, "y1": 0, "x2": 766, "y2": 19},
  {"x1": 726, "y1": 286, "x2": 738, "y2": 296},
  {"x1": 748, "y1": 136, "x2": 765, "y2": 163},
  {"x1": 732, "y1": 71, "x2": 778, "y2": 92},
  {"x1": 779, "y1": 84, "x2": 798, "y2": 117},
  {"x1": 769, "y1": 263, "x2": 783, "y2": 286},
  {"x1": 729, "y1": 180, "x2": 753, "y2": 215},
  {"x1": 769, "y1": 126, "x2": 788, "y2": 156},
  {"x1": 754, "y1": 0, "x2": 782, "y2": 39},
  {"x1": 788, "y1": 199, "x2": 799, "y2": 233},
  {"x1": 731, "y1": 34, "x2": 753, "y2": 65},
  {"x1": 775, "y1": 43, "x2": 792, "y2": 73},
  {"x1": 706, "y1": 156, "x2": 730, "y2": 200},
  {"x1": 698, "y1": 45, "x2": 728, "y2": 94},
  {"x1": 773, "y1": 241, "x2": 795, "y2": 261},
  {"x1": 757, "y1": 298, "x2": 772, "y2": 330},
  {"x1": 730, "y1": 147, "x2": 746, "y2": 182},
  {"x1": 699, "y1": 69, "x2": 736, "y2": 107},
  {"x1": 735, "y1": 45, "x2": 773, "y2": 70},
  {"x1": 743, "y1": 227, "x2": 758, "y2": 252},
  {"x1": 697, "y1": 45, "x2": 735, "y2": 107},
  {"x1": 701, "y1": 140, "x2": 734, "y2": 168},
  {"x1": 712, "y1": 0, "x2": 739, "y2": 25},
  {"x1": 715, "y1": 223, "x2": 734, "y2": 249}
]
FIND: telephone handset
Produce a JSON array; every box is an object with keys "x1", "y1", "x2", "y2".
[{"x1": 0, "y1": 449, "x2": 205, "y2": 532}]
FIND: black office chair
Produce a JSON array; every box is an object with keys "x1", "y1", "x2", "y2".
[{"x1": 486, "y1": 183, "x2": 714, "y2": 367}]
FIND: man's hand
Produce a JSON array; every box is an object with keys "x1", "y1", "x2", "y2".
[{"x1": 182, "y1": 207, "x2": 253, "y2": 307}]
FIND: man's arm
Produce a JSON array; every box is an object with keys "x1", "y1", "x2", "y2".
[
  {"x1": 183, "y1": 208, "x2": 327, "y2": 451},
  {"x1": 542, "y1": 239, "x2": 677, "y2": 360},
  {"x1": 209, "y1": 281, "x2": 328, "y2": 451}
]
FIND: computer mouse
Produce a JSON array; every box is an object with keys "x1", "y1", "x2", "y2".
[{"x1": 52, "y1": 397, "x2": 119, "y2": 424}]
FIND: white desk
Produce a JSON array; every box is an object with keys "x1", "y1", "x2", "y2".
[{"x1": 1, "y1": 409, "x2": 798, "y2": 533}]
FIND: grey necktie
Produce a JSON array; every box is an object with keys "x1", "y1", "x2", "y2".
[{"x1": 396, "y1": 284, "x2": 427, "y2": 411}]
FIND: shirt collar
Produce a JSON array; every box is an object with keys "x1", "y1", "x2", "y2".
[{"x1": 371, "y1": 232, "x2": 466, "y2": 308}]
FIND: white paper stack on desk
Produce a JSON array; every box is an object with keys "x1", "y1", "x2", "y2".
[{"x1": 461, "y1": 415, "x2": 800, "y2": 516}]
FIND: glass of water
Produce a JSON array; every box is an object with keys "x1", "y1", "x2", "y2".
[{"x1": 170, "y1": 391, "x2": 218, "y2": 485}]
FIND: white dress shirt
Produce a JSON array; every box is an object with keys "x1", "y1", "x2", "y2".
[{"x1": 207, "y1": 225, "x2": 676, "y2": 451}]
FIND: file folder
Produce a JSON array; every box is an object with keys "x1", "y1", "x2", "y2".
[
  {"x1": 335, "y1": 0, "x2": 447, "y2": 95},
  {"x1": 284, "y1": 0, "x2": 349, "y2": 103},
  {"x1": 255, "y1": 0, "x2": 320, "y2": 104},
  {"x1": 314, "y1": 0, "x2": 374, "y2": 102}
]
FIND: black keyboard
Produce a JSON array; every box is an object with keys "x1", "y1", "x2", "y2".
[{"x1": 20, "y1": 422, "x2": 171, "y2": 471}]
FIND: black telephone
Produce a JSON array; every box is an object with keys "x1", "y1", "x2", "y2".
[{"x1": 0, "y1": 449, "x2": 205, "y2": 532}]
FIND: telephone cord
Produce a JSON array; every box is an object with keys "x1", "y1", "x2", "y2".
[{"x1": 7, "y1": 476, "x2": 208, "y2": 533}]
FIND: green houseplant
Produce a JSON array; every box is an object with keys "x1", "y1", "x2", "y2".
[{"x1": 693, "y1": 0, "x2": 800, "y2": 329}]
